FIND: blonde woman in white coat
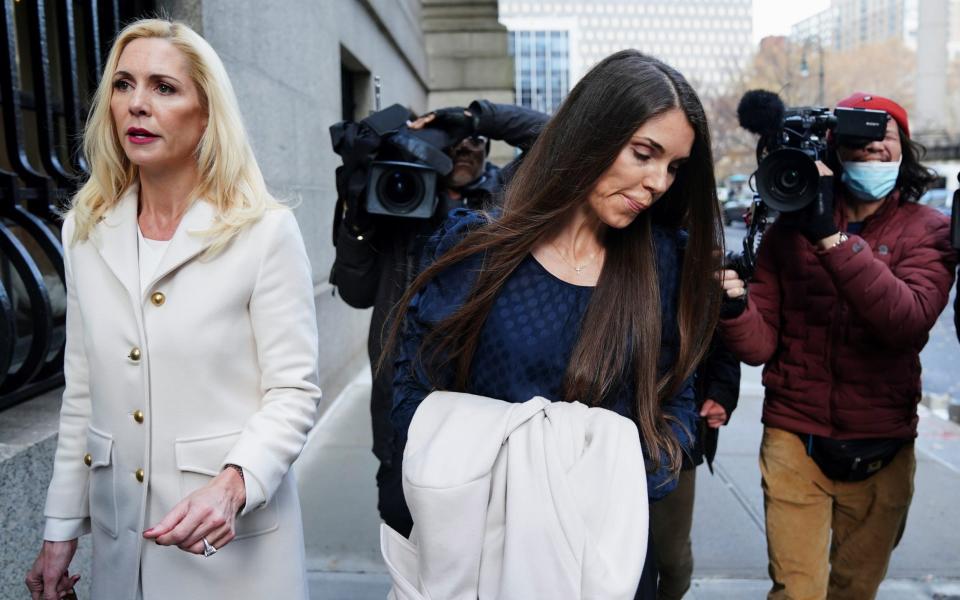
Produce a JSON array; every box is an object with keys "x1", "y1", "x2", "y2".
[{"x1": 25, "y1": 19, "x2": 321, "y2": 600}]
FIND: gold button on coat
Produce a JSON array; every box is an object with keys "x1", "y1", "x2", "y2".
[
  {"x1": 135, "y1": 468, "x2": 145, "y2": 483},
  {"x1": 150, "y1": 292, "x2": 165, "y2": 306},
  {"x1": 129, "y1": 347, "x2": 141, "y2": 361},
  {"x1": 83, "y1": 453, "x2": 92, "y2": 466},
  {"x1": 133, "y1": 409, "x2": 144, "y2": 424}
]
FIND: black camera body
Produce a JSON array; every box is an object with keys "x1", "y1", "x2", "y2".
[
  {"x1": 330, "y1": 103, "x2": 455, "y2": 230},
  {"x1": 730, "y1": 90, "x2": 891, "y2": 277},
  {"x1": 755, "y1": 106, "x2": 887, "y2": 212},
  {"x1": 365, "y1": 160, "x2": 439, "y2": 219}
]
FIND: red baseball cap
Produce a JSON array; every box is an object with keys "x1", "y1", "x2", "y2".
[{"x1": 836, "y1": 92, "x2": 910, "y2": 138}]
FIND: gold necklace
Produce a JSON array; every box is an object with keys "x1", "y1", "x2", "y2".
[{"x1": 550, "y1": 240, "x2": 599, "y2": 274}]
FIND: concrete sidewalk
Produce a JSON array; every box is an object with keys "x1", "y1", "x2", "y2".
[{"x1": 295, "y1": 365, "x2": 960, "y2": 599}]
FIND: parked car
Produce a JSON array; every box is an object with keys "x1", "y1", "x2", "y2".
[{"x1": 722, "y1": 196, "x2": 753, "y2": 225}]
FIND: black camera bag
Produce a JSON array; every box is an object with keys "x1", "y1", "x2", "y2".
[{"x1": 799, "y1": 433, "x2": 906, "y2": 482}]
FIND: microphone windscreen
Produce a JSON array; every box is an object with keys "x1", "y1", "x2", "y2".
[{"x1": 737, "y1": 90, "x2": 785, "y2": 136}]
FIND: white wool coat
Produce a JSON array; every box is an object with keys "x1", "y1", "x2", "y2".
[
  {"x1": 42, "y1": 185, "x2": 321, "y2": 599},
  {"x1": 381, "y1": 392, "x2": 648, "y2": 600}
]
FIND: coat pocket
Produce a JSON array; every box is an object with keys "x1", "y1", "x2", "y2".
[
  {"x1": 86, "y1": 426, "x2": 118, "y2": 538},
  {"x1": 174, "y1": 430, "x2": 279, "y2": 540}
]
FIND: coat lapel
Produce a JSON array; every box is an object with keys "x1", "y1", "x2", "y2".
[
  {"x1": 143, "y1": 198, "x2": 216, "y2": 295},
  {"x1": 92, "y1": 183, "x2": 218, "y2": 306},
  {"x1": 93, "y1": 185, "x2": 140, "y2": 308}
]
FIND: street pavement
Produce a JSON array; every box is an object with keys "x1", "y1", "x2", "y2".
[{"x1": 296, "y1": 362, "x2": 960, "y2": 599}]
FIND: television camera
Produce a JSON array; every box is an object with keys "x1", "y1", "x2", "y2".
[
  {"x1": 731, "y1": 90, "x2": 889, "y2": 274},
  {"x1": 329, "y1": 103, "x2": 458, "y2": 243}
]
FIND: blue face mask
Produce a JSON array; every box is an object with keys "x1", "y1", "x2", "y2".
[{"x1": 840, "y1": 158, "x2": 901, "y2": 202}]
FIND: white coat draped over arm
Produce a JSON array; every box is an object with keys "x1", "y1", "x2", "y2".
[{"x1": 382, "y1": 392, "x2": 648, "y2": 600}]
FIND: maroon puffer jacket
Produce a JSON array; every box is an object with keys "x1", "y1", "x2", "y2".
[{"x1": 721, "y1": 192, "x2": 957, "y2": 439}]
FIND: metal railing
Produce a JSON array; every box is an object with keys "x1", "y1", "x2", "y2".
[{"x1": 0, "y1": 0, "x2": 151, "y2": 411}]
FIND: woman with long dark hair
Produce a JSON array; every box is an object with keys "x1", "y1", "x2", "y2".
[{"x1": 387, "y1": 50, "x2": 723, "y2": 595}]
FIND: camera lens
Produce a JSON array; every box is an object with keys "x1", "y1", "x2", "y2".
[
  {"x1": 379, "y1": 168, "x2": 423, "y2": 213},
  {"x1": 775, "y1": 168, "x2": 803, "y2": 193},
  {"x1": 756, "y1": 147, "x2": 819, "y2": 212}
]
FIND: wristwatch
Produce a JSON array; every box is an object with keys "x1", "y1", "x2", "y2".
[{"x1": 822, "y1": 231, "x2": 848, "y2": 250}]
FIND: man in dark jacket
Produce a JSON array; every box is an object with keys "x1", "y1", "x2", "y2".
[
  {"x1": 650, "y1": 338, "x2": 740, "y2": 600},
  {"x1": 718, "y1": 93, "x2": 957, "y2": 599},
  {"x1": 330, "y1": 100, "x2": 547, "y2": 536}
]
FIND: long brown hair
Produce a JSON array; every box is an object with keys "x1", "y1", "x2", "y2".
[
  {"x1": 384, "y1": 50, "x2": 723, "y2": 474},
  {"x1": 894, "y1": 128, "x2": 938, "y2": 202}
]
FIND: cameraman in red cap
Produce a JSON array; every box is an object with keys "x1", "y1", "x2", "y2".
[{"x1": 718, "y1": 93, "x2": 957, "y2": 599}]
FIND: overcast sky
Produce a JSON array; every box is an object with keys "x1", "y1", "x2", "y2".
[{"x1": 752, "y1": 0, "x2": 831, "y2": 43}]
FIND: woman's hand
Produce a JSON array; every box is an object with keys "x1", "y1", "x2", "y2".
[
  {"x1": 25, "y1": 539, "x2": 80, "y2": 600},
  {"x1": 700, "y1": 398, "x2": 729, "y2": 428},
  {"x1": 143, "y1": 467, "x2": 246, "y2": 555}
]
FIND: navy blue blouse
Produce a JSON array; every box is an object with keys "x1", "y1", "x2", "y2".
[{"x1": 392, "y1": 209, "x2": 697, "y2": 500}]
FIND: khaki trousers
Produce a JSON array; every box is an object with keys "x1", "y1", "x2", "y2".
[
  {"x1": 760, "y1": 427, "x2": 915, "y2": 600},
  {"x1": 650, "y1": 468, "x2": 696, "y2": 600}
]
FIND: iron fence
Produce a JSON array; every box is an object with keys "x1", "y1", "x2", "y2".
[{"x1": 0, "y1": 0, "x2": 152, "y2": 411}]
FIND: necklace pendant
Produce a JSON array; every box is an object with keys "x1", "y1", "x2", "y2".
[{"x1": 575, "y1": 265, "x2": 584, "y2": 274}]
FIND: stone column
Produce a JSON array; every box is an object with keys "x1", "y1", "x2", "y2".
[
  {"x1": 423, "y1": 0, "x2": 516, "y2": 165},
  {"x1": 915, "y1": 0, "x2": 949, "y2": 133}
]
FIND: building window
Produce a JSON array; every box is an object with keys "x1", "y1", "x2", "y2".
[{"x1": 510, "y1": 28, "x2": 570, "y2": 114}]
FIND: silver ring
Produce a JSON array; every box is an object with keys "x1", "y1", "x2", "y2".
[{"x1": 202, "y1": 537, "x2": 218, "y2": 557}]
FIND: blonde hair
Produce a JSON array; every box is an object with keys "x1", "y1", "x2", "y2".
[{"x1": 69, "y1": 18, "x2": 280, "y2": 251}]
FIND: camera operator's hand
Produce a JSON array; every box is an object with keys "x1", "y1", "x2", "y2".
[
  {"x1": 343, "y1": 203, "x2": 371, "y2": 234},
  {"x1": 336, "y1": 165, "x2": 373, "y2": 235},
  {"x1": 409, "y1": 107, "x2": 478, "y2": 143},
  {"x1": 786, "y1": 162, "x2": 839, "y2": 245},
  {"x1": 716, "y1": 268, "x2": 747, "y2": 319}
]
